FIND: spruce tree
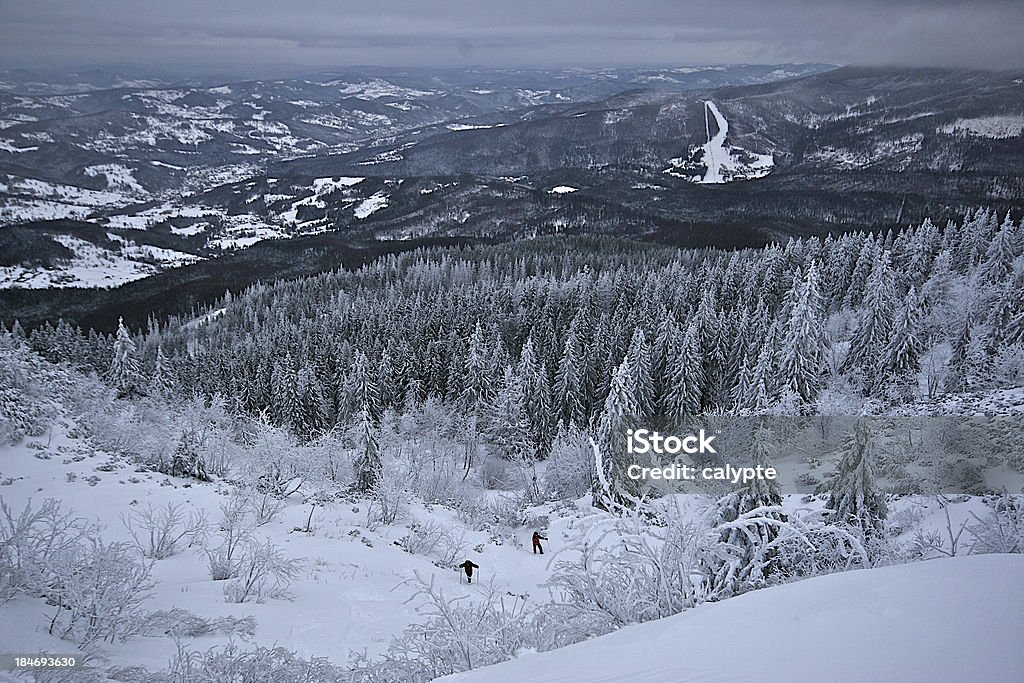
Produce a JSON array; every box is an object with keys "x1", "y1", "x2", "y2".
[
  {"x1": 977, "y1": 214, "x2": 1018, "y2": 287},
  {"x1": 827, "y1": 419, "x2": 888, "y2": 540},
  {"x1": 151, "y1": 345, "x2": 175, "y2": 395},
  {"x1": 108, "y1": 317, "x2": 141, "y2": 395},
  {"x1": 664, "y1": 325, "x2": 704, "y2": 419},
  {"x1": 877, "y1": 286, "x2": 925, "y2": 397},
  {"x1": 460, "y1": 321, "x2": 493, "y2": 411},
  {"x1": 485, "y1": 365, "x2": 531, "y2": 460},
  {"x1": 517, "y1": 336, "x2": 553, "y2": 457},
  {"x1": 624, "y1": 327, "x2": 656, "y2": 419},
  {"x1": 593, "y1": 358, "x2": 642, "y2": 505},
  {"x1": 352, "y1": 404, "x2": 381, "y2": 492},
  {"x1": 554, "y1": 326, "x2": 586, "y2": 428},
  {"x1": 844, "y1": 251, "x2": 897, "y2": 389},
  {"x1": 778, "y1": 263, "x2": 829, "y2": 410}
]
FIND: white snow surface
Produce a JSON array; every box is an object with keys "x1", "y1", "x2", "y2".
[
  {"x1": 939, "y1": 115, "x2": 1024, "y2": 139},
  {"x1": 443, "y1": 554, "x2": 1024, "y2": 683},
  {"x1": 354, "y1": 191, "x2": 389, "y2": 219},
  {"x1": 0, "y1": 235, "x2": 202, "y2": 288},
  {"x1": 84, "y1": 164, "x2": 147, "y2": 195}
]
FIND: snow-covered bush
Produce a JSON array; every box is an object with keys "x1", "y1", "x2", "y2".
[
  {"x1": 223, "y1": 538, "x2": 302, "y2": 603},
  {"x1": 0, "y1": 498, "x2": 90, "y2": 603},
  {"x1": 238, "y1": 418, "x2": 306, "y2": 498},
  {"x1": 121, "y1": 502, "x2": 208, "y2": 560},
  {"x1": 1, "y1": 499, "x2": 155, "y2": 648},
  {"x1": 453, "y1": 492, "x2": 526, "y2": 540},
  {"x1": 542, "y1": 427, "x2": 594, "y2": 500},
  {"x1": 140, "y1": 608, "x2": 256, "y2": 639},
  {"x1": 165, "y1": 642, "x2": 345, "y2": 682},
  {"x1": 543, "y1": 499, "x2": 709, "y2": 646},
  {"x1": 409, "y1": 455, "x2": 466, "y2": 504},
  {"x1": 966, "y1": 494, "x2": 1024, "y2": 554},
  {"x1": 398, "y1": 518, "x2": 468, "y2": 567},
  {"x1": 0, "y1": 334, "x2": 64, "y2": 444},
  {"x1": 205, "y1": 494, "x2": 253, "y2": 580},
  {"x1": 543, "y1": 474, "x2": 867, "y2": 648},
  {"x1": 990, "y1": 343, "x2": 1024, "y2": 389},
  {"x1": 355, "y1": 573, "x2": 535, "y2": 680},
  {"x1": 45, "y1": 539, "x2": 156, "y2": 647},
  {"x1": 477, "y1": 453, "x2": 514, "y2": 489},
  {"x1": 368, "y1": 470, "x2": 409, "y2": 527}
]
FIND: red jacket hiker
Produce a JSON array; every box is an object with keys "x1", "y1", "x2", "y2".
[
  {"x1": 532, "y1": 531, "x2": 547, "y2": 554},
  {"x1": 458, "y1": 559, "x2": 479, "y2": 583}
]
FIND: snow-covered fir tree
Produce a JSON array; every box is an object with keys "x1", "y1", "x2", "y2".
[
  {"x1": 777, "y1": 263, "x2": 829, "y2": 410},
  {"x1": 826, "y1": 418, "x2": 888, "y2": 540},
  {"x1": 107, "y1": 317, "x2": 141, "y2": 395}
]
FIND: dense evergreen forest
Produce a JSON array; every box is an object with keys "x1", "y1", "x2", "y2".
[{"x1": 21, "y1": 207, "x2": 1023, "y2": 454}]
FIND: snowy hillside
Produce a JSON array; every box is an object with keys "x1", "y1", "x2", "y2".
[
  {"x1": 441, "y1": 554, "x2": 1024, "y2": 683},
  {"x1": 0, "y1": 403, "x2": 580, "y2": 676}
]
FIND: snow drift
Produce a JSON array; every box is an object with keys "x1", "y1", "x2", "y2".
[{"x1": 441, "y1": 554, "x2": 1024, "y2": 683}]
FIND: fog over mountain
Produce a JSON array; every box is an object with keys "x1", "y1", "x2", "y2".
[{"x1": 2, "y1": 0, "x2": 1023, "y2": 73}]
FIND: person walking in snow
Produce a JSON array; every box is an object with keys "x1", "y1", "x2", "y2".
[
  {"x1": 532, "y1": 531, "x2": 547, "y2": 554},
  {"x1": 458, "y1": 559, "x2": 479, "y2": 583}
]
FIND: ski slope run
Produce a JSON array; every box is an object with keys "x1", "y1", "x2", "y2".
[
  {"x1": 664, "y1": 100, "x2": 775, "y2": 184},
  {"x1": 442, "y1": 554, "x2": 1024, "y2": 683}
]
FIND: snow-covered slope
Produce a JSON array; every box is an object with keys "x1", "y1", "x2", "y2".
[
  {"x1": 663, "y1": 100, "x2": 774, "y2": 184},
  {"x1": 441, "y1": 554, "x2": 1024, "y2": 683},
  {"x1": 0, "y1": 418, "x2": 575, "y2": 673}
]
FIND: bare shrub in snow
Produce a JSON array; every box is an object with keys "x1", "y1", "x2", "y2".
[
  {"x1": 367, "y1": 471, "x2": 409, "y2": 528},
  {"x1": 205, "y1": 494, "x2": 254, "y2": 580},
  {"x1": 223, "y1": 538, "x2": 302, "y2": 603},
  {"x1": 248, "y1": 487, "x2": 287, "y2": 526},
  {"x1": 355, "y1": 573, "x2": 534, "y2": 680},
  {"x1": 398, "y1": 518, "x2": 468, "y2": 567},
  {"x1": 140, "y1": 608, "x2": 256, "y2": 638},
  {"x1": 0, "y1": 498, "x2": 91, "y2": 602},
  {"x1": 45, "y1": 539, "x2": 155, "y2": 647},
  {"x1": 165, "y1": 642, "x2": 345, "y2": 682},
  {"x1": 967, "y1": 494, "x2": 1024, "y2": 554},
  {"x1": 121, "y1": 502, "x2": 208, "y2": 560}
]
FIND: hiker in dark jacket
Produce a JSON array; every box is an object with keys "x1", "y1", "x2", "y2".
[
  {"x1": 458, "y1": 559, "x2": 480, "y2": 583},
  {"x1": 532, "y1": 531, "x2": 547, "y2": 554}
]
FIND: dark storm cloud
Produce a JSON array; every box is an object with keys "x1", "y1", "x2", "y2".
[{"x1": 1, "y1": 0, "x2": 1022, "y2": 72}]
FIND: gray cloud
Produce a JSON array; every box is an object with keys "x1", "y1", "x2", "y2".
[{"x1": 1, "y1": 0, "x2": 1022, "y2": 73}]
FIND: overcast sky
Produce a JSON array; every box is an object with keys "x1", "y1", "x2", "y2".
[{"x1": 2, "y1": 0, "x2": 1022, "y2": 74}]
